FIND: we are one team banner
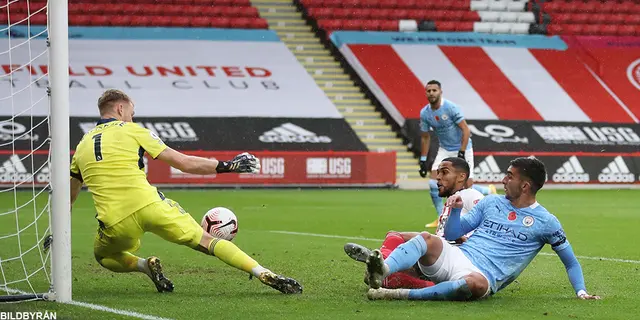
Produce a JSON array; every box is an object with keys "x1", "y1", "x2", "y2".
[
  {"x1": 0, "y1": 27, "x2": 340, "y2": 119},
  {"x1": 332, "y1": 31, "x2": 640, "y2": 126}
]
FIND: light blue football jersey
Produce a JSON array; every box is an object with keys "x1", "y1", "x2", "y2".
[
  {"x1": 459, "y1": 195, "x2": 570, "y2": 294},
  {"x1": 419, "y1": 99, "x2": 471, "y2": 152}
]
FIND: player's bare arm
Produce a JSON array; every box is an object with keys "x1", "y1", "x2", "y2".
[
  {"x1": 457, "y1": 120, "x2": 471, "y2": 157},
  {"x1": 70, "y1": 176, "x2": 83, "y2": 210},
  {"x1": 156, "y1": 147, "x2": 260, "y2": 175}
]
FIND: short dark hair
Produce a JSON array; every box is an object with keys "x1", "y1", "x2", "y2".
[
  {"x1": 509, "y1": 156, "x2": 547, "y2": 194},
  {"x1": 98, "y1": 89, "x2": 131, "y2": 115},
  {"x1": 441, "y1": 157, "x2": 470, "y2": 181},
  {"x1": 426, "y1": 80, "x2": 441, "y2": 88}
]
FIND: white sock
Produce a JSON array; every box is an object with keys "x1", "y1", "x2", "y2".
[
  {"x1": 250, "y1": 265, "x2": 269, "y2": 277},
  {"x1": 383, "y1": 263, "x2": 391, "y2": 278},
  {"x1": 137, "y1": 258, "x2": 150, "y2": 276}
]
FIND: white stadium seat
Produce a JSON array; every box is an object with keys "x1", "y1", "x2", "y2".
[
  {"x1": 398, "y1": 19, "x2": 418, "y2": 32},
  {"x1": 473, "y1": 22, "x2": 493, "y2": 33},
  {"x1": 470, "y1": 0, "x2": 489, "y2": 11},
  {"x1": 507, "y1": 1, "x2": 527, "y2": 12},
  {"x1": 478, "y1": 11, "x2": 500, "y2": 22},
  {"x1": 509, "y1": 23, "x2": 530, "y2": 34},
  {"x1": 489, "y1": 1, "x2": 508, "y2": 12},
  {"x1": 517, "y1": 12, "x2": 536, "y2": 23},
  {"x1": 491, "y1": 22, "x2": 511, "y2": 34},
  {"x1": 500, "y1": 12, "x2": 519, "y2": 22}
]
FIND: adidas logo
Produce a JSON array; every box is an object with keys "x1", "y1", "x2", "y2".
[
  {"x1": 598, "y1": 156, "x2": 635, "y2": 183},
  {"x1": 552, "y1": 156, "x2": 590, "y2": 183},
  {"x1": 259, "y1": 123, "x2": 331, "y2": 144},
  {"x1": 0, "y1": 155, "x2": 33, "y2": 183},
  {"x1": 473, "y1": 155, "x2": 505, "y2": 183}
]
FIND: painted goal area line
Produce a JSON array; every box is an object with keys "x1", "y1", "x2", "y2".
[
  {"x1": 268, "y1": 230, "x2": 640, "y2": 265},
  {"x1": 0, "y1": 287, "x2": 173, "y2": 320}
]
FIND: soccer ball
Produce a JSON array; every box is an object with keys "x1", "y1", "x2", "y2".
[{"x1": 201, "y1": 207, "x2": 238, "y2": 241}]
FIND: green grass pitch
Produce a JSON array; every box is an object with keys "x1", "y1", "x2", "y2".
[{"x1": 1, "y1": 189, "x2": 639, "y2": 319}]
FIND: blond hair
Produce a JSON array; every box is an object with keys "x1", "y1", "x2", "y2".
[{"x1": 97, "y1": 89, "x2": 131, "y2": 115}]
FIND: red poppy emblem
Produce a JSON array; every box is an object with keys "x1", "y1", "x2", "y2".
[
  {"x1": 435, "y1": 116, "x2": 440, "y2": 121},
  {"x1": 508, "y1": 211, "x2": 517, "y2": 221}
]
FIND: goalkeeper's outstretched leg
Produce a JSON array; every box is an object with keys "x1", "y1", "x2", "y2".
[{"x1": 196, "y1": 232, "x2": 303, "y2": 294}]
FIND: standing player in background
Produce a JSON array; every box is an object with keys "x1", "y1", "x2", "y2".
[
  {"x1": 344, "y1": 157, "x2": 483, "y2": 289},
  {"x1": 69, "y1": 89, "x2": 302, "y2": 294},
  {"x1": 419, "y1": 80, "x2": 496, "y2": 228},
  {"x1": 365, "y1": 157, "x2": 601, "y2": 301}
]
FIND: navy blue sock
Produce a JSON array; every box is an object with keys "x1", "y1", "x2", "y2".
[
  {"x1": 429, "y1": 179, "x2": 444, "y2": 217},
  {"x1": 385, "y1": 235, "x2": 427, "y2": 275},
  {"x1": 408, "y1": 278, "x2": 472, "y2": 301}
]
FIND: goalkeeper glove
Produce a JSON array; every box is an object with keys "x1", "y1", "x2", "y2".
[
  {"x1": 418, "y1": 156, "x2": 428, "y2": 178},
  {"x1": 457, "y1": 150, "x2": 466, "y2": 159},
  {"x1": 216, "y1": 152, "x2": 261, "y2": 174}
]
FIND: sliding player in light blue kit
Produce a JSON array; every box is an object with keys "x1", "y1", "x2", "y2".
[
  {"x1": 419, "y1": 80, "x2": 495, "y2": 228},
  {"x1": 367, "y1": 157, "x2": 601, "y2": 301}
]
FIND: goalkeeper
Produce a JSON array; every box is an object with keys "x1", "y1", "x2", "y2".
[{"x1": 69, "y1": 89, "x2": 302, "y2": 294}]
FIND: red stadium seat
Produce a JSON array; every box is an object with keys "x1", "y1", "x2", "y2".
[
  {"x1": 90, "y1": 15, "x2": 110, "y2": 26},
  {"x1": 390, "y1": 9, "x2": 409, "y2": 20},
  {"x1": 69, "y1": 15, "x2": 92, "y2": 26},
  {"x1": 191, "y1": 16, "x2": 211, "y2": 27},
  {"x1": 249, "y1": 18, "x2": 268, "y2": 29},
  {"x1": 576, "y1": 2, "x2": 597, "y2": 14},
  {"x1": 30, "y1": 12, "x2": 47, "y2": 25},
  {"x1": 451, "y1": 0, "x2": 471, "y2": 11},
  {"x1": 111, "y1": 15, "x2": 132, "y2": 26},
  {"x1": 130, "y1": 16, "x2": 153, "y2": 27},
  {"x1": 599, "y1": 1, "x2": 616, "y2": 14},
  {"x1": 572, "y1": 13, "x2": 590, "y2": 25},
  {"x1": 396, "y1": 0, "x2": 416, "y2": 9},
  {"x1": 378, "y1": 0, "x2": 397, "y2": 9},
  {"x1": 552, "y1": 13, "x2": 571, "y2": 24},
  {"x1": 369, "y1": 9, "x2": 391, "y2": 20},
  {"x1": 342, "y1": 19, "x2": 362, "y2": 30},
  {"x1": 318, "y1": 19, "x2": 343, "y2": 31},
  {"x1": 122, "y1": 4, "x2": 144, "y2": 15},
  {"x1": 170, "y1": 16, "x2": 191, "y2": 27},
  {"x1": 547, "y1": 24, "x2": 564, "y2": 35},
  {"x1": 332, "y1": 9, "x2": 352, "y2": 19},
  {"x1": 601, "y1": 24, "x2": 618, "y2": 36},
  {"x1": 342, "y1": 0, "x2": 361, "y2": 9},
  {"x1": 210, "y1": 17, "x2": 231, "y2": 28},
  {"x1": 436, "y1": 21, "x2": 456, "y2": 32},
  {"x1": 307, "y1": 7, "x2": 332, "y2": 19},
  {"x1": 104, "y1": 4, "x2": 125, "y2": 15},
  {"x1": 457, "y1": 21, "x2": 474, "y2": 32},
  {"x1": 566, "y1": 24, "x2": 583, "y2": 35},
  {"x1": 610, "y1": 14, "x2": 626, "y2": 25},
  {"x1": 362, "y1": 20, "x2": 380, "y2": 31},
  {"x1": 229, "y1": 17, "x2": 252, "y2": 28},
  {"x1": 351, "y1": 9, "x2": 371, "y2": 19},
  {"x1": 141, "y1": 4, "x2": 164, "y2": 16},
  {"x1": 379, "y1": 20, "x2": 397, "y2": 31},
  {"x1": 627, "y1": 14, "x2": 640, "y2": 25},
  {"x1": 164, "y1": 5, "x2": 185, "y2": 16},
  {"x1": 462, "y1": 11, "x2": 479, "y2": 22},
  {"x1": 618, "y1": 25, "x2": 637, "y2": 36},
  {"x1": 583, "y1": 24, "x2": 600, "y2": 35}
]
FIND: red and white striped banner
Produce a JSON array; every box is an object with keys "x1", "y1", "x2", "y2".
[{"x1": 340, "y1": 42, "x2": 640, "y2": 124}]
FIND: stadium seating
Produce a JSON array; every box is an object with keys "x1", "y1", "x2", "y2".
[
  {"x1": 540, "y1": 0, "x2": 640, "y2": 36},
  {"x1": 3, "y1": 0, "x2": 268, "y2": 29},
  {"x1": 302, "y1": 0, "x2": 538, "y2": 35}
]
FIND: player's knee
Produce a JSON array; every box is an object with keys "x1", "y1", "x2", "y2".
[{"x1": 464, "y1": 273, "x2": 489, "y2": 300}]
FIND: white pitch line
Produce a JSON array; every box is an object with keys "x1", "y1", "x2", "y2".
[
  {"x1": 0, "y1": 286, "x2": 173, "y2": 320},
  {"x1": 268, "y1": 230, "x2": 640, "y2": 264}
]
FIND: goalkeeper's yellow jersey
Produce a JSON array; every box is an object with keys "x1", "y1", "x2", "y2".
[{"x1": 70, "y1": 118, "x2": 168, "y2": 228}]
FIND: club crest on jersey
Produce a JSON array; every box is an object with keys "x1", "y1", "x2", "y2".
[
  {"x1": 441, "y1": 114, "x2": 449, "y2": 121},
  {"x1": 523, "y1": 216, "x2": 535, "y2": 227},
  {"x1": 507, "y1": 211, "x2": 517, "y2": 221}
]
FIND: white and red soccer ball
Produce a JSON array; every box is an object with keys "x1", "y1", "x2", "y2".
[{"x1": 201, "y1": 207, "x2": 238, "y2": 241}]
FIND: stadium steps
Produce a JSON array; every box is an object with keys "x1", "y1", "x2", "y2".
[{"x1": 251, "y1": 0, "x2": 423, "y2": 186}]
